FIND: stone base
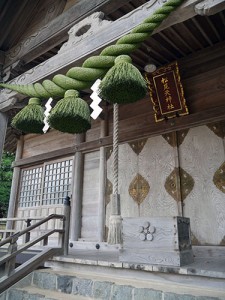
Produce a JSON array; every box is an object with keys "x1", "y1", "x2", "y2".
[{"x1": 2, "y1": 266, "x2": 224, "y2": 300}]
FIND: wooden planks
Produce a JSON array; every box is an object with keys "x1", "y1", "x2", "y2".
[{"x1": 22, "y1": 130, "x2": 76, "y2": 159}]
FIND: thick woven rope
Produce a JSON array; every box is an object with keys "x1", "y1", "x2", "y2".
[{"x1": 0, "y1": 0, "x2": 184, "y2": 97}]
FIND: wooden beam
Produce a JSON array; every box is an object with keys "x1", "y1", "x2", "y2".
[
  {"x1": 4, "y1": 0, "x2": 131, "y2": 68},
  {"x1": 8, "y1": 40, "x2": 225, "y2": 168},
  {"x1": 12, "y1": 104, "x2": 225, "y2": 169},
  {"x1": 0, "y1": 0, "x2": 207, "y2": 111}
]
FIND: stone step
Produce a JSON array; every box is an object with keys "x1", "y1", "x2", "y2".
[
  {"x1": 7, "y1": 286, "x2": 91, "y2": 300},
  {"x1": 30, "y1": 269, "x2": 224, "y2": 300},
  {"x1": 3, "y1": 267, "x2": 225, "y2": 300}
]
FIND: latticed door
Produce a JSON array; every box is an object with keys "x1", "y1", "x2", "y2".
[{"x1": 16, "y1": 157, "x2": 74, "y2": 244}]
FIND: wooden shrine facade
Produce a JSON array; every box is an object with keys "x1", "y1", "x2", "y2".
[{"x1": 0, "y1": 0, "x2": 225, "y2": 249}]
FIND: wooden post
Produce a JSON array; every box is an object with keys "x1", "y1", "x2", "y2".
[
  {"x1": 0, "y1": 112, "x2": 8, "y2": 162},
  {"x1": 70, "y1": 134, "x2": 84, "y2": 241},
  {"x1": 6, "y1": 136, "x2": 24, "y2": 230},
  {"x1": 98, "y1": 110, "x2": 108, "y2": 242},
  {"x1": 5, "y1": 233, "x2": 19, "y2": 276},
  {"x1": 173, "y1": 131, "x2": 184, "y2": 217},
  {"x1": 25, "y1": 219, "x2": 31, "y2": 243},
  {"x1": 63, "y1": 196, "x2": 71, "y2": 255}
]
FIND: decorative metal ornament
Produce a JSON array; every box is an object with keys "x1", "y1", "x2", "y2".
[
  {"x1": 207, "y1": 122, "x2": 225, "y2": 139},
  {"x1": 128, "y1": 138, "x2": 147, "y2": 155},
  {"x1": 165, "y1": 168, "x2": 179, "y2": 201},
  {"x1": 162, "y1": 129, "x2": 189, "y2": 147},
  {"x1": 162, "y1": 132, "x2": 176, "y2": 147},
  {"x1": 213, "y1": 162, "x2": 225, "y2": 194},
  {"x1": 165, "y1": 167, "x2": 194, "y2": 201},
  {"x1": 144, "y1": 63, "x2": 157, "y2": 73},
  {"x1": 177, "y1": 129, "x2": 189, "y2": 146},
  {"x1": 129, "y1": 173, "x2": 150, "y2": 205}
]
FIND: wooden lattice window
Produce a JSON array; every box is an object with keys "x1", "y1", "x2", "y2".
[
  {"x1": 42, "y1": 159, "x2": 73, "y2": 205},
  {"x1": 19, "y1": 167, "x2": 43, "y2": 207},
  {"x1": 18, "y1": 158, "x2": 73, "y2": 207}
]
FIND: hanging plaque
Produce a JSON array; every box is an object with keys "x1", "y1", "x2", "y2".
[{"x1": 146, "y1": 62, "x2": 188, "y2": 122}]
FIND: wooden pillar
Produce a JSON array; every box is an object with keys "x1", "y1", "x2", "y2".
[
  {"x1": 7, "y1": 136, "x2": 24, "y2": 230},
  {"x1": 0, "y1": 112, "x2": 8, "y2": 162},
  {"x1": 173, "y1": 131, "x2": 183, "y2": 217},
  {"x1": 70, "y1": 134, "x2": 84, "y2": 241},
  {"x1": 97, "y1": 116, "x2": 108, "y2": 242},
  {"x1": 63, "y1": 196, "x2": 71, "y2": 255}
]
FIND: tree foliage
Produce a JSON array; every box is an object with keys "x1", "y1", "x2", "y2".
[{"x1": 0, "y1": 152, "x2": 15, "y2": 217}]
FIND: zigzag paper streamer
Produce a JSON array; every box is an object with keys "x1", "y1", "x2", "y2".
[
  {"x1": 90, "y1": 79, "x2": 103, "y2": 120},
  {"x1": 43, "y1": 97, "x2": 53, "y2": 133}
]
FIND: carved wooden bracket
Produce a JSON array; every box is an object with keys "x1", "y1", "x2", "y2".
[
  {"x1": 2, "y1": 60, "x2": 23, "y2": 82},
  {"x1": 58, "y1": 12, "x2": 111, "y2": 54},
  {"x1": 195, "y1": 0, "x2": 225, "y2": 15}
]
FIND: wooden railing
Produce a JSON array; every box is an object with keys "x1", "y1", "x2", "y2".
[
  {"x1": 0, "y1": 197, "x2": 71, "y2": 294},
  {"x1": 0, "y1": 217, "x2": 46, "y2": 241}
]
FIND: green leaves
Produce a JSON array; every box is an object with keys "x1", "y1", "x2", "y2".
[{"x1": 0, "y1": 152, "x2": 14, "y2": 217}]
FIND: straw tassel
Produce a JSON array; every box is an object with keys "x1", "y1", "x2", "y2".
[
  {"x1": 99, "y1": 55, "x2": 147, "y2": 104},
  {"x1": 11, "y1": 98, "x2": 44, "y2": 134},
  {"x1": 48, "y1": 90, "x2": 91, "y2": 134}
]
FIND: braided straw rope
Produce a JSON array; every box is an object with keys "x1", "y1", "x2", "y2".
[
  {"x1": 0, "y1": 0, "x2": 184, "y2": 97},
  {"x1": 113, "y1": 103, "x2": 119, "y2": 194}
]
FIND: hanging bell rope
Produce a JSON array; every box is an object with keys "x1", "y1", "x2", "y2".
[
  {"x1": 0, "y1": 0, "x2": 184, "y2": 100},
  {"x1": 12, "y1": 98, "x2": 44, "y2": 134},
  {"x1": 113, "y1": 103, "x2": 119, "y2": 195},
  {"x1": 48, "y1": 89, "x2": 91, "y2": 134},
  {"x1": 107, "y1": 103, "x2": 123, "y2": 244}
]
